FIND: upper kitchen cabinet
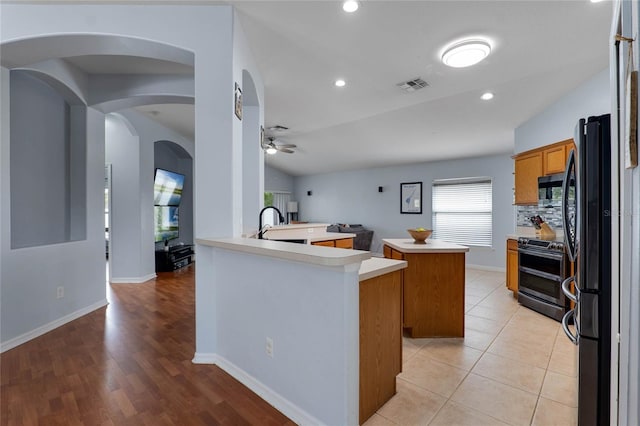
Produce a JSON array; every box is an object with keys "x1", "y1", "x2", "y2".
[
  {"x1": 513, "y1": 139, "x2": 574, "y2": 205},
  {"x1": 514, "y1": 151, "x2": 542, "y2": 205},
  {"x1": 543, "y1": 138, "x2": 574, "y2": 175}
]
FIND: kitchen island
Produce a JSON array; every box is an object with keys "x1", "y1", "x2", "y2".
[
  {"x1": 194, "y1": 237, "x2": 406, "y2": 425},
  {"x1": 382, "y1": 238, "x2": 469, "y2": 338}
]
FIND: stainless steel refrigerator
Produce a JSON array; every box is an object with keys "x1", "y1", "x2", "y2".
[{"x1": 561, "y1": 114, "x2": 611, "y2": 426}]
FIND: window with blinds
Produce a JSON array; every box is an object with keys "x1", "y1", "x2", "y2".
[{"x1": 432, "y1": 177, "x2": 492, "y2": 247}]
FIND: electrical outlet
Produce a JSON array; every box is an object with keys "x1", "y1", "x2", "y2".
[
  {"x1": 265, "y1": 337, "x2": 274, "y2": 358},
  {"x1": 56, "y1": 286, "x2": 64, "y2": 299}
]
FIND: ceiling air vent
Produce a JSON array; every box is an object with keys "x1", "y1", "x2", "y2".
[{"x1": 396, "y1": 78, "x2": 429, "y2": 93}]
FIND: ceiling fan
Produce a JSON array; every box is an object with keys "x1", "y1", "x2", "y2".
[{"x1": 263, "y1": 137, "x2": 296, "y2": 155}]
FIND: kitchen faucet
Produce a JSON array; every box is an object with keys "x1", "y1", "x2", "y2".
[{"x1": 258, "y1": 206, "x2": 284, "y2": 239}]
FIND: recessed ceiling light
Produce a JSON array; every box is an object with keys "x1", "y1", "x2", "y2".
[
  {"x1": 335, "y1": 79, "x2": 346, "y2": 87},
  {"x1": 342, "y1": 1, "x2": 359, "y2": 13},
  {"x1": 481, "y1": 92, "x2": 494, "y2": 100},
  {"x1": 442, "y1": 39, "x2": 492, "y2": 68}
]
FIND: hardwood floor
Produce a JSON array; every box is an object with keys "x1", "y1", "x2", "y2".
[{"x1": 1, "y1": 264, "x2": 294, "y2": 425}]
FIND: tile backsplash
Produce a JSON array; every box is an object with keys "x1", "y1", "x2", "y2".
[{"x1": 516, "y1": 202, "x2": 563, "y2": 230}]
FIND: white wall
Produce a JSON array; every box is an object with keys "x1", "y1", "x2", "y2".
[
  {"x1": 515, "y1": 68, "x2": 610, "y2": 153},
  {"x1": 616, "y1": 0, "x2": 640, "y2": 423},
  {"x1": 208, "y1": 247, "x2": 359, "y2": 426},
  {"x1": 105, "y1": 114, "x2": 148, "y2": 282},
  {"x1": 294, "y1": 154, "x2": 514, "y2": 269},
  {"x1": 1, "y1": 65, "x2": 107, "y2": 349},
  {"x1": 265, "y1": 165, "x2": 295, "y2": 193}
]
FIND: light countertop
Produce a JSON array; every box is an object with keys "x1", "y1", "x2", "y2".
[
  {"x1": 263, "y1": 229, "x2": 355, "y2": 244},
  {"x1": 359, "y1": 257, "x2": 407, "y2": 281},
  {"x1": 382, "y1": 238, "x2": 469, "y2": 253},
  {"x1": 196, "y1": 237, "x2": 370, "y2": 267},
  {"x1": 266, "y1": 223, "x2": 330, "y2": 231},
  {"x1": 506, "y1": 226, "x2": 564, "y2": 242}
]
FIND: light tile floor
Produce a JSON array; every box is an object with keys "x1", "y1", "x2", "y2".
[{"x1": 365, "y1": 268, "x2": 578, "y2": 426}]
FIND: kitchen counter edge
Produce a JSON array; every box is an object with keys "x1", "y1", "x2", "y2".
[
  {"x1": 382, "y1": 238, "x2": 469, "y2": 253},
  {"x1": 196, "y1": 237, "x2": 371, "y2": 267}
]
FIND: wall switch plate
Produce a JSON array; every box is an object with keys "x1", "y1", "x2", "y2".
[
  {"x1": 266, "y1": 337, "x2": 274, "y2": 357},
  {"x1": 56, "y1": 286, "x2": 64, "y2": 299}
]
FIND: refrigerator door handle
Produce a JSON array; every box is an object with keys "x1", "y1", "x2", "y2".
[
  {"x1": 561, "y1": 309, "x2": 579, "y2": 345},
  {"x1": 562, "y1": 148, "x2": 578, "y2": 262},
  {"x1": 561, "y1": 276, "x2": 577, "y2": 303}
]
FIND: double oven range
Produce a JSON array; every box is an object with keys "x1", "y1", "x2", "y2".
[{"x1": 517, "y1": 237, "x2": 570, "y2": 321}]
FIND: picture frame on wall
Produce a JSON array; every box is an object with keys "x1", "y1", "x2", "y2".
[
  {"x1": 234, "y1": 82, "x2": 243, "y2": 121},
  {"x1": 400, "y1": 182, "x2": 422, "y2": 214}
]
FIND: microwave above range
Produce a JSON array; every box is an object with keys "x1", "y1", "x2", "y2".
[{"x1": 538, "y1": 173, "x2": 564, "y2": 206}]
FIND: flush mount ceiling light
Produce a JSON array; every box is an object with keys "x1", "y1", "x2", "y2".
[
  {"x1": 480, "y1": 92, "x2": 494, "y2": 100},
  {"x1": 342, "y1": 0, "x2": 359, "y2": 13},
  {"x1": 442, "y1": 39, "x2": 492, "y2": 68},
  {"x1": 335, "y1": 79, "x2": 346, "y2": 87}
]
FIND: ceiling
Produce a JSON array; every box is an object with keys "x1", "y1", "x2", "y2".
[
  {"x1": 229, "y1": 0, "x2": 612, "y2": 176},
  {"x1": 18, "y1": 1, "x2": 612, "y2": 177}
]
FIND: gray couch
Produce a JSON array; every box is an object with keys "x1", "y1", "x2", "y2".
[{"x1": 326, "y1": 224, "x2": 373, "y2": 251}]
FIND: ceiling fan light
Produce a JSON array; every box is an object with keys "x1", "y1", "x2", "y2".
[
  {"x1": 265, "y1": 146, "x2": 278, "y2": 155},
  {"x1": 442, "y1": 39, "x2": 491, "y2": 68},
  {"x1": 335, "y1": 79, "x2": 346, "y2": 87}
]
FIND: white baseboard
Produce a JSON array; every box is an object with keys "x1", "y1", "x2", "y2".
[
  {"x1": 466, "y1": 264, "x2": 506, "y2": 273},
  {"x1": 110, "y1": 273, "x2": 156, "y2": 284},
  {"x1": 0, "y1": 299, "x2": 108, "y2": 353},
  {"x1": 192, "y1": 353, "x2": 323, "y2": 426},
  {"x1": 192, "y1": 352, "x2": 217, "y2": 364}
]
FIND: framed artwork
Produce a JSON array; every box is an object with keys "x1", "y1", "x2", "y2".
[
  {"x1": 234, "y1": 82, "x2": 242, "y2": 120},
  {"x1": 401, "y1": 182, "x2": 422, "y2": 214}
]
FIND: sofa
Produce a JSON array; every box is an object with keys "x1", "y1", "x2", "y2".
[{"x1": 326, "y1": 224, "x2": 374, "y2": 251}]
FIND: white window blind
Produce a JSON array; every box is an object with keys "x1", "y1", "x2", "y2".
[{"x1": 432, "y1": 177, "x2": 492, "y2": 247}]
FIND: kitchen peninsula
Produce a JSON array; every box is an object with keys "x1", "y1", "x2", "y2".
[
  {"x1": 263, "y1": 223, "x2": 356, "y2": 248},
  {"x1": 383, "y1": 238, "x2": 469, "y2": 338},
  {"x1": 194, "y1": 237, "x2": 406, "y2": 425}
]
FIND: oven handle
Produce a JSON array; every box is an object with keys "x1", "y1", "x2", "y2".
[
  {"x1": 561, "y1": 309, "x2": 579, "y2": 345},
  {"x1": 518, "y1": 247, "x2": 564, "y2": 261},
  {"x1": 519, "y1": 265, "x2": 562, "y2": 282},
  {"x1": 561, "y1": 276, "x2": 577, "y2": 303}
]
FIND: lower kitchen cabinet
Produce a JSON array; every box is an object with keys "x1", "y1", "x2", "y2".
[
  {"x1": 506, "y1": 239, "x2": 518, "y2": 295},
  {"x1": 311, "y1": 238, "x2": 353, "y2": 248}
]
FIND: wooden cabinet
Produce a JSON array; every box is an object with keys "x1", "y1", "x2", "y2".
[
  {"x1": 543, "y1": 145, "x2": 567, "y2": 175},
  {"x1": 514, "y1": 152, "x2": 542, "y2": 205},
  {"x1": 311, "y1": 238, "x2": 353, "y2": 248},
  {"x1": 359, "y1": 270, "x2": 402, "y2": 424},
  {"x1": 335, "y1": 238, "x2": 354, "y2": 249},
  {"x1": 383, "y1": 245, "x2": 405, "y2": 260},
  {"x1": 513, "y1": 138, "x2": 574, "y2": 205},
  {"x1": 506, "y1": 239, "x2": 519, "y2": 295},
  {"x1": 383, "y1": 245, "x2": 464, "y2": 338},
  {"x1": 311, "y1": 240, "x2": 335, "y2": 247}
]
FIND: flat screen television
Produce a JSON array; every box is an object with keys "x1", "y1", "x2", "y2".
[
  {"x1": 154, "y1": 205, "x2": 179, "y2": 243},
  {"x1": 154, "y1": 168, "x2": 185, "y2": 206}
]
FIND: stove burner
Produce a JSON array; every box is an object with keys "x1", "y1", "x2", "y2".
[{"x1": 517, "y1": 237, "x2": 565, "y2": 252}]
